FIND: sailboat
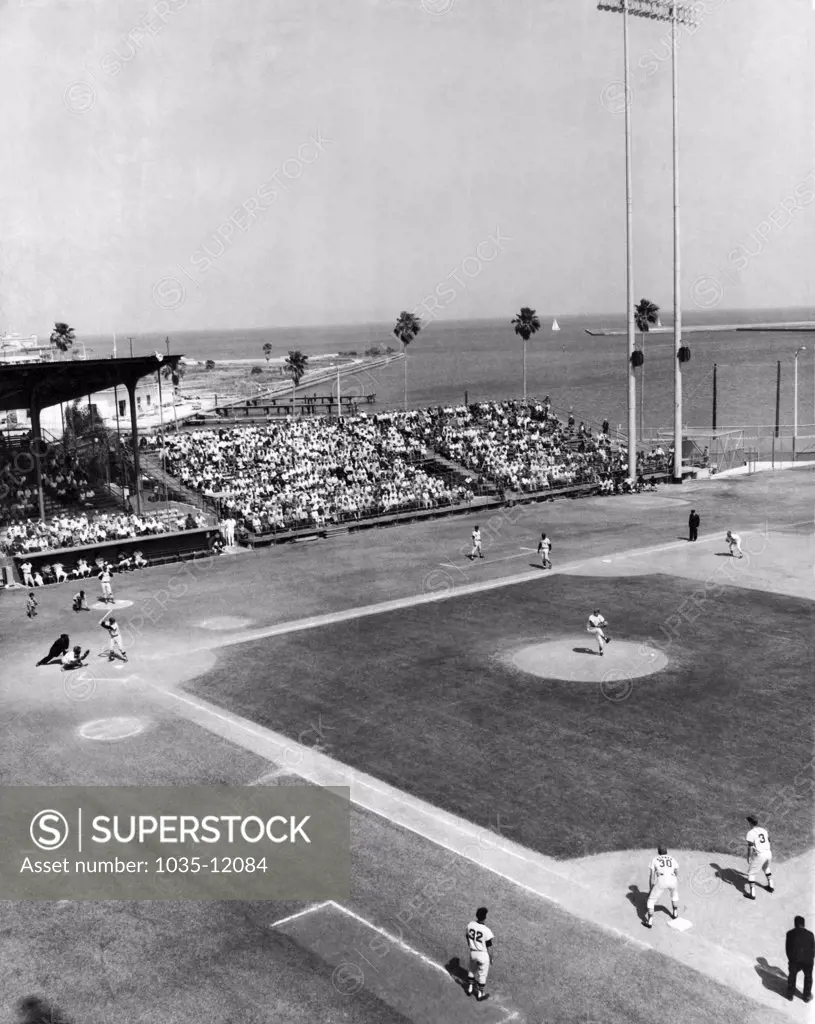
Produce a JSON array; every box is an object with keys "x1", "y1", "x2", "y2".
[
  {"x1": 656, "y1": 317, "x2": 662, "y2": 328},
  {"x1": 551, "y1": 319, "x2": 560, "y2": 332}
]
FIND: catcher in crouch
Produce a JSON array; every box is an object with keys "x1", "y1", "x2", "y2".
[{"x1": 587, "y1": 608, "x2": 611, "y2": 655}]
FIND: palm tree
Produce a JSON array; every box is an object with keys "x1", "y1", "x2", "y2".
[
  {"x1": 284, "y1": 350, "x2": 309, "y2": 415},
  {"x1": 262, "y1": 342, "x2": 273, "y2": 364},
  {"x1": 510, "y1": 307, "x2": 542, "y2": 404},
  {"x1": 634, "y1": 298, "x2": 660, "y2": 444},
  {"x1": 50, "y1": 322, "x2": 76, "y2": 354},
  {"x1": 392, "y1": 311, "x2": 421, "y2": 412},
  {"x1": 161, "y1": 361, "x2": 185, "y2": 389}
]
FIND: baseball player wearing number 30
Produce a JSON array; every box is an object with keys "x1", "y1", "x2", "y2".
[{"x1": 465, "y1": 907, "x2": 494, "y2": 1002}]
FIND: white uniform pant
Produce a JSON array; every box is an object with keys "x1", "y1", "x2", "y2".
[
  {"x1": 747, "y1": 852, "x2": 772, "y2": 882},
  {"x1": 647, "y1": 880, "x2": 678, "y2": 913},
  {"x1": 587, "y1": 625, "x2": 606, "y2": 652},
  {"x1": 467, "y1": 951, "x2": 490, "y2": 986}
]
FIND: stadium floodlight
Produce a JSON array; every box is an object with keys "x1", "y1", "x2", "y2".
[
  {"x1": 793, "y1": 346, "x2": 806, "y2": 444},
  {"x1": 598, "y1": 0, "x2": 698, "y2": 483}
]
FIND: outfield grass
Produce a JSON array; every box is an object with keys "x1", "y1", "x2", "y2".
[{"x1": 187, "y1": 572, "x2": 812, "y2": 860}]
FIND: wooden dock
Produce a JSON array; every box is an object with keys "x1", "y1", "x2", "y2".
[{"x1": 202, "y1": 392, "x2": 376, "y2": 421}]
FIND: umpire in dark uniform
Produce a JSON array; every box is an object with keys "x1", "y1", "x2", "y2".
[
  {"x1": 688, "y1": 509, "x2": 700, "y2": 542},
  {"x1": 786, "y1": 915, "x2": 814, "y2": 1002}
]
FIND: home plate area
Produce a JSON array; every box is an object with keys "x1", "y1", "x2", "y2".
[{"x1": 271, "y1": 901, "x2": 524, "y2": 1024}]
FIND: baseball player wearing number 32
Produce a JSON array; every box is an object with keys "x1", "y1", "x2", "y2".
[{"x1": 465, "y1": 907, "x2": 494, "y2": 1001}]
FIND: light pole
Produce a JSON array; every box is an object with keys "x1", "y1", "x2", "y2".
[
  {"x1": 598, "y1": 0, "x2": 697, "y2": 483},
  {"x1": 793, "y1": 346, "x2": 806, "y2": 455},
  {"x1": 598, "y1": 0, "x2": 637, "y2": 480}
]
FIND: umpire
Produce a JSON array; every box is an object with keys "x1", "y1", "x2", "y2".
[
  {"x1": 688, "y1": 509, "x2": 700, "y2": 542},
  {"x1": 786, "y1": 915, "x2": 814, "y2": 1002}
]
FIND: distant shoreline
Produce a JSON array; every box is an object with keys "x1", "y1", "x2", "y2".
[{"x1": 586, "y1": 321, "x2": 815, "y2": 337}]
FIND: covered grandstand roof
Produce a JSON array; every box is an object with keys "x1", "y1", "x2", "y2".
[{"x1": 0, "y1": 355, "x2": 182, "y2": 412}]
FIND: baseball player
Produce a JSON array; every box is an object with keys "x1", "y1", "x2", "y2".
[
  {"x1": 20, "y1": 561, "x2": 35, "y2": 588},
  {"x1": 99, "y1": 612, "x2": 128, "y2": 662},
  {"x1": 744, "y1": 815, "x2": 773, "y2": 899},
  {"x1": 537, "y1": 532, "x2": 552, "y2": 569},
  {"x1": 470, "y1": 526, "x2": 484, "y2": 560},
  {"x1": 72, "y1": 590, "x2": 90, "y2": 612},
  {"x1": 98, "y1": 565, "x2": 114, "y2": 604},
  {"x1": 587, "y1": 608, "x2": 610, "y2": 655},
  {"x1": 61, "y1": 645, "x2": 90, "y2": 671},
  {"x1": 726, "y1": 530, "x2": 744, "y2": 558},
  {"x1": 645, "y1": 845, "x2": 680, "y2": 927},
  {"x1": 26, "y1": 591, "x2": 38, "y2": 618},
  {"x1": 465, "y1": 907, "x2": 494, "y2": 1001}
]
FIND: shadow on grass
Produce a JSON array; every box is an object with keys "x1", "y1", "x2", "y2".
[
  {"x1": 572, "y1": 647, "x2": 599, "y2": 656},
  {"x1": 17, "y1": 995, "x2": 74, "y2": 1023},
  {"x1": 710, "y1": 862, "x2": 746, "y2": 894},
  {"x1": 444, "y1": 956, "x2": 470, "y2": 992},
  {"x1": 754, "y1": 957, "x2": 790, "y2": 1000}
]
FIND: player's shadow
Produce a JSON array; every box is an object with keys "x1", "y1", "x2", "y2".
[
  {"x1": 573, "y1": 647, "x2": 600, "y2": 656},
  {"x1": 710, "y1": 862, "x2": 746, "y2": 894},
  {"x1": 754, "y1": 957, "x2": 790, "y2": 999},
  {"x1": 626, "y1": 885, "x2": 650, "y2": 925},
  {"x1": 444, "y1": 957, "x2": 470, "y2": 991}
]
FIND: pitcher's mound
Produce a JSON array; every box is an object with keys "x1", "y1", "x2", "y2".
[{"x1": 509, "y1": 638, "x2": 668, "y2": 682}]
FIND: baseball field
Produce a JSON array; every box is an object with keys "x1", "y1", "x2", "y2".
[{"x1": 0, "y1": 466, "x2": 812, "y2": 1023}]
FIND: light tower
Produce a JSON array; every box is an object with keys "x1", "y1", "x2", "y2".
[{"x1": 597, "y1": 0, "x2": 698, "y2": 483}]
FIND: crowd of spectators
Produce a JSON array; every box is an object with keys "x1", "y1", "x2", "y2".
[
  {"x1": 386, "y1": 400, "x2": 671, "y2": 494},
  {"x1": 0, "y1": 447, "x2": 98, "y2": 518},
  {"x1": 0, "y1": 508, "x2": 209, "y2": 556},
  {"x1": 2, "y1": 399, "x2": 674, "y2": 555},
  {"x1": 152, "y1": 419, "x2": 471, "y2": 534}
]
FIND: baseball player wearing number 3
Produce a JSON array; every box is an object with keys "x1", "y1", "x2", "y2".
[
  {"x1": 745, "y1": 815, "x2": 773, "y2": 899},
  {"x1": 465, "y1": 907, "x2": 494, "y2": 1002}
]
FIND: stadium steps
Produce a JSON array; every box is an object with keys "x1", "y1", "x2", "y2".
[
  {"x1": 139, "y1": 452, "x2": 213, "y2": 515},
  {"x1": 421, "y1": 449, "x2": 499, "y2": 495}
]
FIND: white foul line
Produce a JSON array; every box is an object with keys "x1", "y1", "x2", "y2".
[
  {"x1": 267, "y1": 898, "x2": 451, "y2": 979},
  {"x1": 249, "y1": 767, "x2": 288, "y2": 785},
  {"x1": 327, "y1": 901, "x2": 451, "y2": 977},
  {"x1": 269, "y1": 901, "x2": 331, "y2": 930}
]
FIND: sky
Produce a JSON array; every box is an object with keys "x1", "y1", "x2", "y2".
[{"x1": 0, "y1": 0, "x2": 812, "y2": 336}]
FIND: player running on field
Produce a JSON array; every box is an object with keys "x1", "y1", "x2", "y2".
[
  {"x1": 744, "y1": 815, "x2": 773, "y2": 899},
  {"x1": 470, "y1": 526, "x2": 483, "y2": 560},
  {"x1": 645, "y1": 845, "x2": 680, "y2": 927},
  {"x1": 726, "y1": 530, "x2": 744, "y2": 558},
  {"x1": 99, "y1": 612, "x2": 128, "y2": 662},
  {"x1": 465, "y1": 907, "x2": 494, "y2": 1002},
  {"x1": 537, "y1": 532, "x2": 552, "y2": 569},
  {"x1": 587, "y1": 608, "x2": 610, "y2": 655}
]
